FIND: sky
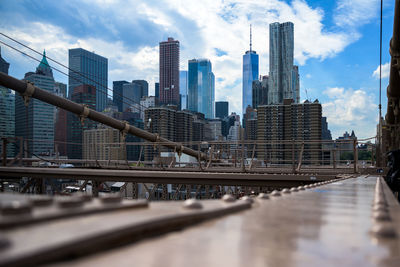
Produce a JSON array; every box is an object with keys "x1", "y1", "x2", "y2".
[{"x1": 0, "y1": 0, "x2": 395, "y2": 139}]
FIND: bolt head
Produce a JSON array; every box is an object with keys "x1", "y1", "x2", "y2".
[
  {"x1": 371, "y1": 224, "x2": 397, "y2": 238},
  {"x1": 240, "y1": 196, "x2": 254, "y2": 203},
  {"x1": 282, "y1": 188, "x2": 291, "y2": 194},
  {"x1": 29, "y1": 195, "x2": 53, "y2": 207},
  {"x1": 222, "y1": 194, "x2": 236, "y2": 202},
  {"x1": 373, "y1": 211, "x2": 391, "y2": 221},
  {"x1": 0, "y1": 234, "x2": 10, "y2": 250},
  {"x1": 100, "y1": 193, "x2": 122, "y2": 204},
  {"x1": 183, "y1": 199, "x2": 203, "y2": 209},
  {"x1": 257, "y1": 193, "x2": 269, "y2": 199},
  {"x1": 1, "y1": 201, "x2": 32, "y2": 216},
  {"x1": 297, "y1": 186, "x2": 305, "y2": 190},
  {"x1": 270, "y1": 190, "x2": 281, "y2": 196},
  {"x1": 57, "y1": 197, "x2": 84, "y2": 209},
  {"x1": 290, "y1": 187, "x2": 299, "y2": 192}
]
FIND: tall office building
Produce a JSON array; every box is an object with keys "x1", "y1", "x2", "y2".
[
  {"x1": 122, "y1": 80, "x2": 148, "y2": 112},
  {"x1": 242, "y1": 25, "x2": 259, "y2": 115},
  {"x1": 252, "y1": 75, "x2": 269, "y2": 109},
  {"x1": 268, "y1": 22, "x2": 298, "y2": 104},
  {"x1": 159, "y1": 38, "x2": 180, "y2": 106},
  {"x1": 0, "y1": 48, "x2": 14, "y2": 157},
  {"x1": 215, "y1": 101, "x2": 229, "y2": 119},
  {"x1": 113, "y1": 81, "x2": 129, "y2": 112},
  {"x1": 16, "y1": 51, "x2": 55, "y2": 156},
  {"x1": 155, "y1": 82, "x2": 159, "y2": 101},
  {"x1": 132, "y1": 80, "x2": 148, "y2": 98},
  {"x1": 292, "y1": 65, "x2": 300, "y2": 103},
  {"x1": 0, "y1": 47, "x2": 10, "y2": 73},
  {"x1": 67, "y1": 84, "x2": 97, "y2": 159},
  {"x1": 69, "y1": 48, "x2": 108, "y2": 112},
  {"x1": 188, "y1": 59, "x2": 215, "y2": 119},
  {"x1": 180, "y1": 71, "x2": 188, "y2": 110},
  {"x1": 54, "y1": 82, "x2": 67, "y2": 156}
]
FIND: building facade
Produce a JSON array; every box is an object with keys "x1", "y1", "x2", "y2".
[
  {"x1": 122, "y1": 80, "x2": 148, "y2": 113},
  {"x1": 215, "y1": 101, "x2": 229, "y2": 119},
  {"x1": 83, "y1": 127, "x2": 125, "y2": 161},
  {"x1": 159, "y1": 38, "x2": 180, "y2": 106},
  {"x1": 140, "y1": 96, "x2": 156, "y2": 121},
  {"x1": 252, "y1": 75, "x2": 269, "y2": 109},
  {"x1": 188, "y1": 59, "x2": 215, "y2": 119},
  {"x1": 16, "y1": 51, "x2": 55, "y2": 156},
  {"x1": 54, "y1": 82, "x2": 67, "y2": 156},
  {"x1": 257, "y1": 99, "x2": 322, "y2": 164},
  {"x1": 67, "y1": 84, "x2": 97, "y2": 159},
  {"x1": 268, "y1": 22, "x2": 298, "y2": 104},
  {"x1": 180, "y1": 71, "x2": 188, "y2": 110},
  {"x1": 113, "y1": 80, "x2": 129, "y2": 112},
  {"x1": 68, "y1": 48, "x2": 108, "y2": 112},
  {"x1": 0, "y1": 48, "x2": 14, "y2": 157}
]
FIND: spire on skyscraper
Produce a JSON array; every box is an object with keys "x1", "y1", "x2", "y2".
[
  {"x1": 250, "y1": 24, "x2": 252, "y2": 52},
  {"x1": 36, "y1": 49, "x2": 53, "y2": 77}
]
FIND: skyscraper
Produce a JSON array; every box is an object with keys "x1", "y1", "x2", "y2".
[
  {"x1": 69, "y1": 48, "x2": 108, "y2": 112},
  {"x1": 159, "y1": 37, "x2": 180, "y2": 106},
  {"x1": 252, "y1": 75, "x2": 269, "y2": 109},
  {"x1": 188, "y1": 59, "x2": 215, "y2": 119},
  {"x1": 268, "y1": 22, "x2": 297, "y2": 104},
  {"x1": 0, "y1": 48, "x2": 14, "y2": 157},
  {"x1": 180, "y1": 71, "x2": 188, "y2": 110},
  {"x1": 121, "y1": 80, "x2": 148, "y2": 112},
  {"x1": 215, "y1": 101, "x2": 229, "y2": 119},
  {"x1": 155, "y1": 82, "x2": 159, "y2": 100},
  {"x1": 0, "y1": 47, "x2": 10, "y2": 73},
  {"x1": 242, "y1": 25, "x2": 259, "y2": 115},
  {"x1": 54, "y1": 82, "x2": 67, "y2": 156},
  {"x1": 67, "y1": 84, "x2": 97, "y2": 159},
  {"x1": 16, "y1": 51, "x2": 55, "y2": 156},
  {"x1": 113, "y1": 80, "x2": 129, "y2": 112}
]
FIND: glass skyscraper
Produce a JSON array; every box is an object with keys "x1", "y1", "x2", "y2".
[
  {"x1": 0, "y1": 47, "x2": 15, "y2": 157},
  {"x1": 268, "y1": 22, "x2": 297, "y2": 104},
  {"x1": 188, "y1": 59, "x2": 215, "y2": 119},
  {"x1": 68, "y1": 48, "x2": 108, "y2": 112},
  {"x1": 242, "y1": 25, "x2": 259, "y2": 115},
  {"x1": 16, "y1": 51, "x2": 55, "y2": 155},
  {"x1": 180, "y1": 70, "x2": 188, "y2": 110},
  {"x1": 215, "y1": 101, "x2": 228, "y2": 119}
]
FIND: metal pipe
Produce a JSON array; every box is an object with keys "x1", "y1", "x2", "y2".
[{"x1": 0, "y1": 72, "x2": 207, "y2": 160}]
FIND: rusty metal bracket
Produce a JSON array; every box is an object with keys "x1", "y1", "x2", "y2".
[
  {"x1": 120, "y1": 121, "x2": 130, "y2": 142},
  {"x1": 79, "y1": 104, "x2": 90, "y2": 126},
  {"x1": 20, "y1": 81, "x2": 35, "y2": 107}
]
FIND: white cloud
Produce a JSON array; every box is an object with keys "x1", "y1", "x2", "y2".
[
  {"x1": 322, "y1": 87, "x2": 378, "y2": 139},
  {"x1": 372, "y1": 62, "x2": 390, "y2": 79},
  {"x1": 334, "y1": 0, "x2": 379, "y2": 28},
  {"x1": 2, "y1": 0, "x2": 380, "y2": 117},
  {"x1": 1, "y1": 22, "x2": 159, "y2": 96}
]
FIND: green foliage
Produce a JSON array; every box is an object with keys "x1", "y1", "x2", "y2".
[{"x1": 339, "y1": 150, "x2": 372, "y2": 161}]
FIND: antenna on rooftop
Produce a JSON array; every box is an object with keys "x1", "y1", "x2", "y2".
[{"x1": 250, "y1": 24, "x2": 252, "y2": 52}]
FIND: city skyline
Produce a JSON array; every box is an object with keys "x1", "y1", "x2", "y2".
[{"x1": 0, "y1": 0, "x2": 394, "y2": 139}]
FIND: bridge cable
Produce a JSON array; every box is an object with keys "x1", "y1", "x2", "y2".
[{"x1": 0, "y1": 34, "x2": 149, "y2": 114}]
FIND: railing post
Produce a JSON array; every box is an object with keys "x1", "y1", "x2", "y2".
[
  {"x1": 333, "y1": 148, "x2": 337, "y2": 169},
  {"x1": 292, "y1": 139, "x2": 295, "y2": 173},
  {"x1": 353, "y1": 139, "x2": 358, "y2": 173},
  {"x1": 2, "y1": 137, "x2": 7, "y2": 167}
]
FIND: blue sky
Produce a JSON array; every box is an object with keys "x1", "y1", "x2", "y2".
[{"x1": 0, "y1": 0, "x2": 395, "y2": 139}]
